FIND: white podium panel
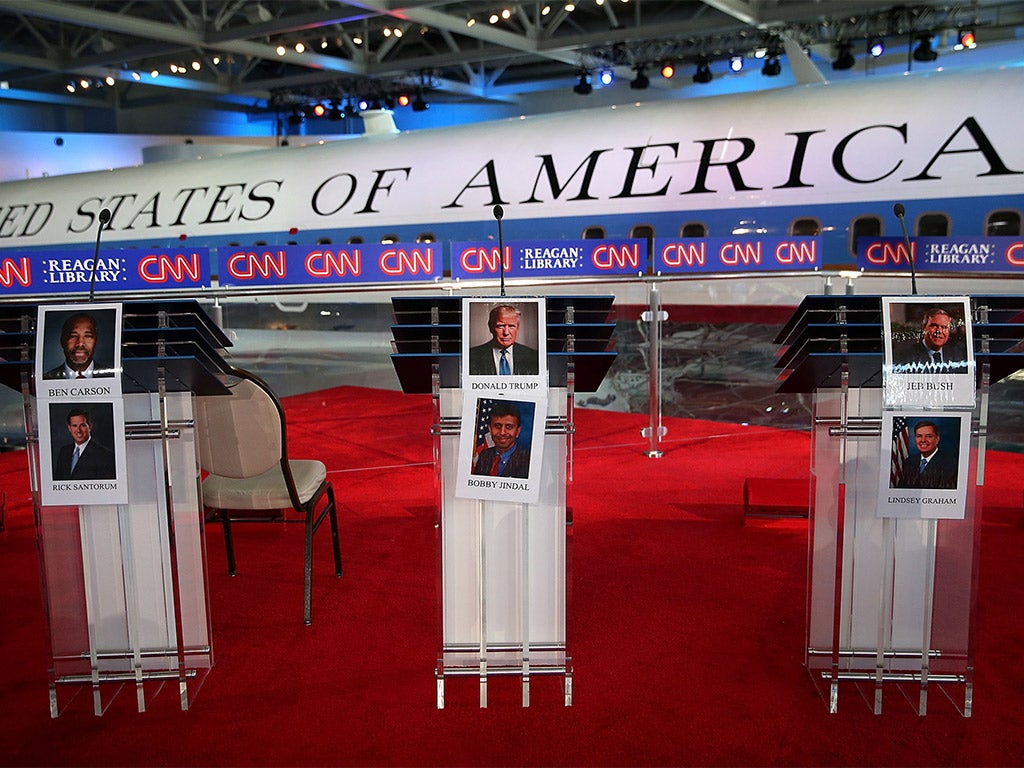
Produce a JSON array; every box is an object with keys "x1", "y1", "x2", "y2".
[
  {"x1": 806, "y1": 387, "x2": 978, "y2": 715},
  {"x1": 33, "y1": 391, "x2": 212, "y2": 716},
  {"x1": 435, "y1": 387, "x2": 570, "y2": 708}
]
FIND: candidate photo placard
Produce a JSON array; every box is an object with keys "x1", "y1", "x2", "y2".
[
  {"x1": 455, "y1": 392, "x2": 546, "y2": 504},
  {"x1": 462, "y1": 297, "x2": 546, "y2": 388},
  {"x1": 877, "y1": 411, "x2": 970, "y2": 519},
  {"x1": 35, "y1": 303, "x2": 123, "y2": 399},
  {"x1": 38, "y1": 398, "x2": 129, "y2": 506},
  {"x1": 882, "y1": 296, "x2": 974, "y2": 408}
]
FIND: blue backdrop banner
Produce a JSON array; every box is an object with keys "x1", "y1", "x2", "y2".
[
  {"x1": 0, "y1": 247, "x2": 211, "y2": 295},
  {"x1": 857, "y1": 236, "x2": 1024, "y2": 273},
  {"x1": 450, "y1": 239, "x2": 644, "y2": 280}
]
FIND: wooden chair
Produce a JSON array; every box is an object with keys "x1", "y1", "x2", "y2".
[{"x1": 194, "y1": 367, "x2": 342, "y2": 625}]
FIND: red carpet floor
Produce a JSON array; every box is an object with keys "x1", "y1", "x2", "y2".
[{"x1": 1, "y1": 386, "x2": 1023, "y2": 766}]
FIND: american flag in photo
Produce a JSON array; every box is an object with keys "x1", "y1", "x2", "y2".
[
  {"x1": 889, "y1": 415, "x2": 910, "y2": 487},
  {"x1": 474, "y1": 398, "x2": 495, "y2": 459}
]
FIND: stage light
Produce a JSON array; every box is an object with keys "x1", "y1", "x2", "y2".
[
  {"x1": 328, "y1": 101, "x2": 343, "y2": 121},
  {"x1": 660, "y1": 62, "x2": 675, "y2": 79},
  {"x1": 832, "y1": 41, "x2": 855, "y2": 70},
  {"x1": 572, "y1": 73, "x2": 592, "y2": 95},
  {"x1": 761, "y1": 56, "x2": 781, "y2": 76},
  {"x1": 869, "y1": 37, "x2": 885, "y2": 57},
  {"x1": 412, "y1": 93, "x2": 428, "y2": 111},
  {"x1": 956, "y1": 29, "x2": 977, "y2": 49},
  {"x1": 287, "y1": 108, "x2": 304, "y2": 126},
  {"x1": 599, "y1": 68, "x2": 614, "y2": 86},
  {"x1": 630, "y1": 66, "x2": 649, "y2": 90},
  {"x1": 913, "y1": 34, "x2": 938, "y2": 62},
  {"x1": 692, "y1": 61, "x2": 712, "y2": 84},
  {"x1": 397, "y1": 93, "x2": 411, "y2": 107},
  {"x1": 312, "y1": 102, "x2": 327, "y2": 118},
  {"x1": 729, "y1": 56, "x2": 744, "y2": 73}
]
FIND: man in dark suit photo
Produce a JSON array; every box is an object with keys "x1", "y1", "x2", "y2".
[
  {"x1": 43, "y1": 312, "x2": 114, "y2": 380},
  {"x1": 53, "y1": 407, "x2": 116, "y2": 481},
  {"x1": 897, "y1": 419, "x2": 958, "y2": 490},
  {"x1": 468, "y1": 303, "x2": 539, "y2": 376},
  {"x1": 891, "y1": 306, "x2": 968, "y2": 371},
  {"x1": 472, "y1": 401, "x2": 531, "y2": 479}
]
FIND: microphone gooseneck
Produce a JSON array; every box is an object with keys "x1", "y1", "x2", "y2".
[
  {"x1": 89, "y1": 208, "x2": 112, "y2": 303},
  {"x1": 893, "y1": 202, "x2": 917, "y2": 295},
  {"x1": 493, "y1": 204, "x2": 506, "y2": 297}
]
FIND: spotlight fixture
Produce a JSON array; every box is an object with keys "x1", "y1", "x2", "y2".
[
  {"x1": 729, "y1": 56, "x2": 744, "y2": 73},
  {"x1": 913, "y1": 33, "x2": 938, "y2": 62},
  {"x1": 956, "y1": 29, "x2": 977, "y2": 49},
  {"x1": 287, "y1": 108, "x2": 304, "y2": 126},
  {"x1": 572, "y1": 73, "x2": 593, "y2": 95},
  {"x1": 397, "y1": 93, "x2": 411, "y2": 107},
  {"x1": 328, "y1": 100, "x2": 343, "y2": 121},
  {"x1": 599, "y1": 68, "x2": 614, "y2": 86},
  {"x1": 832, "y1": 41, "x2": 855, "y2": 70},
  {"x1": 869, "y1": 37, "x2": 885, "y2": 57},
  {"x1": 761, "y1": 56, "x2": 781, "y2": 77},
  {"x1": 412, "y1": 93, "x2": 428, "y2": 112},
  {"x1": 692, "y1": 61, "x2": 712, "y2": 84},
  {"x1": 312, "y1": 102, "x2": 327, "y2": 118},
  {"x1": 660, "y1": 62, "x2": 675, "y2": 79},
  {"x1": 630, "y1": 66, "x2": 649, "y2": 90}
]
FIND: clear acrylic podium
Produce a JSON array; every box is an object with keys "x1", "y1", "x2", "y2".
[
  {"x1": 0, "y1": 299, "x2": 232, "y2": 716},
  {"x1": 775, "y1": 294, "x2": 1024, "y2": 715},
  {"x1": 390, "y1": 295, "x2": 615, "y2": 708}
]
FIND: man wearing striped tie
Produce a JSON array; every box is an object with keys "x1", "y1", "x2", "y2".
[{"x1": 897, "y1": 419, "x2": 958, "y2": 490}]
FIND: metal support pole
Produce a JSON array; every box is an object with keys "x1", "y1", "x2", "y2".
[{"x1": 640, "y1": 282, "x2": 668, "y2": 457}]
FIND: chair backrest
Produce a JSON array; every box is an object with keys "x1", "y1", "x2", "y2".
[{"x1": 194, "y1": 371, "x2": 285, "y2": 480}]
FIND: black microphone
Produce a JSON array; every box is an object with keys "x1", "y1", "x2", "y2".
[
  {"x1": 893, "y1": 202, "x2": 917, "y2": 295},
  {"x1": 493, "y1": 204, "x2": 506, "y2": 297},
  {"x1": 89, "y1": 208, "x2": 112, "y2": 302}
]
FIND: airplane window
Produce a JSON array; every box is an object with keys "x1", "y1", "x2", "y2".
[
  {"x1": 316, "y1": 237, "x2": 332, "y2": 244},
  {"x1": 849, "y1": 216, "x2": 882, "y2": 257},
  {"x1": 380, "y1": 234, "x2": 399, "y2": 244},
  {"x1": 916, "y1": 213, "x2": 949, "y2": 237},
  {"x1": 790, "y1": 217, "x2": 821, "y2": 236},
  {"x1": 582, "y1": 226, "x2": 606, "y2": 239},
  {"x1": 680, "y1": 222, "x2": 707, "y2": 237},
  {"x1": 347, "y1": 236, "x2": 364, "y2": 244},
  {"x1": 417, "y1": 233, "x2": 437, "y2": 243},
  {"x1": 986, "y1": 209, "x2": 1022, "y2": 236},
  {"x1": 630, "y1": 224, "x2": 655, "y2": 256}
]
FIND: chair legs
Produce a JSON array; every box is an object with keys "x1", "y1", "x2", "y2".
[
  {"x1": 221, "y1": 510, "x2": 237, "y2": 576},
  {"x1": 304, "y1": 481, "x2": 343, "y2": 625}
]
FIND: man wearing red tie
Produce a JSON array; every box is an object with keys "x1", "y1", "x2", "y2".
[{"x1": 472, "y1": 401, "x2": 531, "y2": 479}]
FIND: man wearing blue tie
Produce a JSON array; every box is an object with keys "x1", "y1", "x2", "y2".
[
  {"x1": 468, "y1": 304, "x2": 540, "y2": 376},
  {"x1": 53, "y1": 408, "x2": 116, "y2": 481},
  {"x1": 898, "y1": 419, "x2": 958, "y2": 489},
  {"x1": 891, "y1": 307, "x2": 968, "y2": 372}
]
